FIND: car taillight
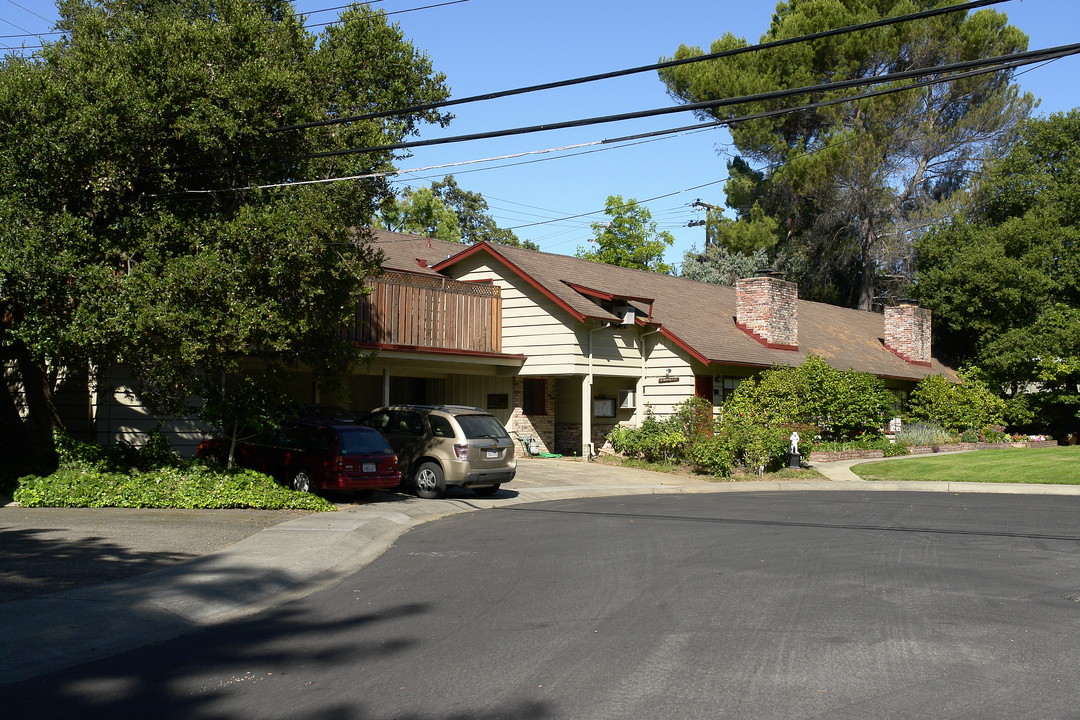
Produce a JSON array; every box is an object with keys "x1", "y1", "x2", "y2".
[{"x1": 453, "y1": 443, "x2": 469, "y2": 461}]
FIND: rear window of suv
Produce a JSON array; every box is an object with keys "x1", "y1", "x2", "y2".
[
  {"x1": 455, "y1": 414, "x2": 510, "y2": 440},
  {"x1": 339, "y1": 428, "x2": 393, "y2": 455}
]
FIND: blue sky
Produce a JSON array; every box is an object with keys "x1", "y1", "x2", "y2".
[{"x1": 4, "y1": 0, "x2": 1078, "y2": 268}]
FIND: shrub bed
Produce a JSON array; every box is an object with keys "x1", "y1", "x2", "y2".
[
  {"x1": 12, "y1": 430, "x2": 336, "y2": 511},
  {"x1": 14, "y1": 465, "x2": 336, "y2": 510}
]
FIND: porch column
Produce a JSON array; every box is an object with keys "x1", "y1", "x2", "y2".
[{"x1": 581, "y1": 374, "x2": 592, "y2": 460}]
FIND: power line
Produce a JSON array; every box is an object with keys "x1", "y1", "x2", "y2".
[
  {"x1": 266, "y1": 0, "x2": 1011, "y2": 134},
  {"x1": 0, "y1": 2, "x2": 376, "y2": 39},
  {"x1": 300, "y1": 0, "x2": 469, "y2": 30},
  {"x1": 176, "y1": 48, "x2": 1065, "y2": 197},
  {"x1": 388, "y1": 127, "x2": 717, "y2": 187},
  {"x1": 274, "y1": 42, "x2": 1080, "y2": 163},
  {"x1": 0, "y1": 0, "x2": 467, "y2": 51}
]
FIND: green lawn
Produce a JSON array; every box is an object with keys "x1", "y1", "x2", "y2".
[{"x1": 851, "y1": 446, "x2": 1080, "y2": 484}]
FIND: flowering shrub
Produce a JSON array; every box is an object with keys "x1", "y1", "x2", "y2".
[
  {"x1": 895, "y1": 422, "x2": 954, "y2": 448},
  {"x1": 979, "y1": 425, "x2": 1010, "y2": 443}
]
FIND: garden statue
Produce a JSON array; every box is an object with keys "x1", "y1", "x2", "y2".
[{"x1": 789, "y1": 431, "x2": 800, "y2": 455}]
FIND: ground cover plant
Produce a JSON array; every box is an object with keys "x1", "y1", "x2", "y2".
[
  {"x1": 12, "y1": 431, "x2": 335, "y2": 511},
  {"x1": 850, "y1": 446, "x2": 1080, "y2": 484}
]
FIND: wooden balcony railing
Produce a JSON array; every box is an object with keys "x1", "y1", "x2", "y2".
[{"x1": 343, "y1": 271, "x2": 502, "y2": 353}]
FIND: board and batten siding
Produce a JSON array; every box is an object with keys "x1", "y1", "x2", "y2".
[
  {"x1": 637, "y1": 336, "x2": 697, "y2": 419},
  {"x1": 455, "y1": 260, "x2": 655, "y2": 377},
  {"x1": 575, "y1": 324, "x2": 650, "y2": 376},
  {"x1": 455, "y1": 260, "x2": 584, "y2": 375},
  {"x1": 443, "y1": 373, "x2": 514, "y2": 426}
]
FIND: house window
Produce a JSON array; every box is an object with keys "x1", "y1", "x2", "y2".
[
  {"x1": 886, "y1": 389, "x2": 908, "y2": 433},
  {"x1": 523, "y1": 378, "x2": 547, "y2": 415},
  {"x1": 713, "y1": 376, "x2": 744, "y2": 403}
]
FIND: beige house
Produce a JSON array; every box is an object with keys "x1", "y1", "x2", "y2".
[
  {"x1": 323, "y1": 230, "x2": 953, "y2": 458},
  {"x1": 70, "y1": 229, "x2": 952, "y2": 457}
]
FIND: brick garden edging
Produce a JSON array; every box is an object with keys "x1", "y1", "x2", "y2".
[{"x1": 808, "y1": 439, "x2": 1059, "y2": 464}]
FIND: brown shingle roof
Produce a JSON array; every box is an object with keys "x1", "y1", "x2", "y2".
[
  {"x1": 366, "y1": 228, "x2": 458, "y2": 277},
  {"x1": 371, "y1": 231, "x2": 953, "y2": 382}
]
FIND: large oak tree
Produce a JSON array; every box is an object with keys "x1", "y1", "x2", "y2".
[
  {"x1": 914, "y1": 111, "x2": 1080, "y2": 435},
  {"x1": 660, "y1": 0, "x2": 1033, "y2": 309},
  {"x1": 0, "y1": 0, "x2": 450, "y2": 480}
]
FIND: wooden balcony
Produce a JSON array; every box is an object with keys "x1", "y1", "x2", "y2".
[{"x1": 343, "y1": 271, "x2": 502, "y2": 354}]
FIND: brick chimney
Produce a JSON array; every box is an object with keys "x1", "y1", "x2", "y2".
[
  {"x1": 884, "y1": 300, "x2": 932, "y2": 367},
  {"x1": 735, "y1": 272, "x2": 798, "y2": 350}
]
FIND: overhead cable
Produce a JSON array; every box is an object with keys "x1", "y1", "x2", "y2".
[
  {"x1": 0, "y1": 0, "x2": 466, "y2": 51},
  {"x1": 266, "y1": 0, "x2": 1010, "y2": 133},
  {"x1": 178, "y1": 50, "x2": 1035, "y2": 198},
  {"x1": 274, "y1": 42, "x2": 1080, "y2": 162}
]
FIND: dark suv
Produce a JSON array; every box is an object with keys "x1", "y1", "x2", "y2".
[
  {"x1": 358, "y1": 405, "x2": 516, "y2": 498},
  {"x1": 196, "y1": 420, "x2": 401, "y2": 494}
]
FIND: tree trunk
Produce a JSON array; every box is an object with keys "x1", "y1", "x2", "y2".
[
  {"x1": 857, "y1": 217, "x2": 876, "y2": 312},
  {"x1": 0, "y1": 343, "x2": 59, "y2": 483}
]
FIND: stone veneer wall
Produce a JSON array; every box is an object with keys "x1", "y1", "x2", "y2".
[
  {"x1": 509, "y1": 377, "x2": 556, "y2": 457},
  {"x1": 734, "y1": 276, "x2": 799, "y2": 349},
  {"x1": 808, "y1": 440, "x2": 1058, "y2": 463},
  {"x1": 554, "y1": 423, "x2": 615, "y2": 458}
]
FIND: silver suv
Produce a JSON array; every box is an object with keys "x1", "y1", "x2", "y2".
[{"x1": 358, "y1": 405, "x2": 516, "y2": 499}]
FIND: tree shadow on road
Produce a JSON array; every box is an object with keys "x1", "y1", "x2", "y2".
[
  {"x1": 5, "y1": 598, "x2": 555, "y2": 720},
  {"x1": 0, "y1": 526, "x2": 197, "y2": 601}
]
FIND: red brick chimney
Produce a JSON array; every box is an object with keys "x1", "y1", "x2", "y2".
[
  {"x1": 735, "y1": 272, "x2": 798, "y2": 350},
  {"x1": 884, "y1": 300, "x2": 932, "y2": 367}
]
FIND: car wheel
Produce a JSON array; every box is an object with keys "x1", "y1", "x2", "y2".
[
  {"x1": 473, "y1": 484, "x2": 501, "y2": 496},
  {"x1": 291, "y1": 471, "x2": 313, "y2": 493},
  {"x1": 413, "y1": 462, "x2": 446, "y2": 499}
]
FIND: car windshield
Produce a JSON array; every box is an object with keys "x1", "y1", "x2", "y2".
[
  {"x1": 455, "y1": 414, "x2": 510, "y2": 440},
  {"x1": 338, "y1": 429, "x2": 392, "y2": 455}
]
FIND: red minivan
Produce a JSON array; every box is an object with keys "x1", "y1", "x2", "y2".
[{"x1": 197, "y1": 421, "x2": 401, "y2": 494}]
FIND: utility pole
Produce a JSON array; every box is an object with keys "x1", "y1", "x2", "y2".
[{"x1": 687, "y1": 199, "x2": 717, "y2": 248}]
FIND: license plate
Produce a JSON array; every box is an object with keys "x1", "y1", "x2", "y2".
[
  {"x1": 362, "y1": 463, "x2": 376, "y2": 473},
  {"x1": 484, "y1": 450, "x2": 499, "y2": 459}
]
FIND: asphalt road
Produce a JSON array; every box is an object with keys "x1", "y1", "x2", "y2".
[{"x1": 6, "y1": 490, "x2": 1079, "y2": 719}]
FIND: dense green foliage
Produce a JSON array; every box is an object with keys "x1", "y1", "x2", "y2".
[
  {"x1": 610, "y1": 358, "x2": 895, "y2": 476},
  {"x1": 659, "y1": 1, "x2": 1032, "y2": 308},
  {"x1": 680, "y1": 244, "x2": 769, "y2": 286},
  {"x1": 576, "y1": 195, "x2": 675, "y2": 273},
  {"x1": 431, "y1": 176, "x2": 538, "y2": 249},
  {"x1": 13, "y1": 431, "x2": 334, "y2": 509},
  {"x1": 377, "y1": 185, "x2": 463, "y2": 241},
  {"x1": 914, "y1": 112, "x2": 1080, "y2": 436},
  {"x1": 376, "y1": 175, "x2": 536, "y2": 248},
  {"x1": 907, "y1": 374, "x2": 1007, "y2": 433},
  {"x1": 14, "y1": 465, "x2": 335, "y2": 510},
  {"x1": 608, "y1": 398, "x2": 797, "y2": 478},
  {"x1": 0, "y1": 0, "x2": 451, "y2": 481},
  {"x1": 726, "y1": 356, "x2": 894, "y2": 440}
]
